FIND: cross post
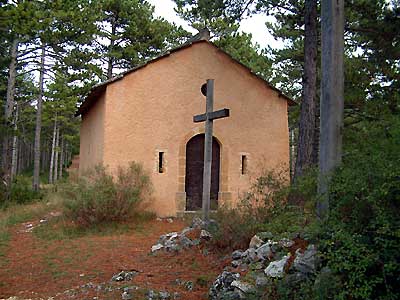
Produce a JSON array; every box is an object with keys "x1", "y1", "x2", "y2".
[{"x1": 193, "y1": 79, "x2": 230, "y2": 222}]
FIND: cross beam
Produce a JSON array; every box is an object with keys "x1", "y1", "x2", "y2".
[
  {"x1": 193, "y1": 79, "x2": 230, "y2": 222},
  {"x1": 193, "y1": 108, "x2": 230, "y2": 123}
]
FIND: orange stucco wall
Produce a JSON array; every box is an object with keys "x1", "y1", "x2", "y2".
[
  {"x1": 80, "y1": 41, "x2": 289, "y2": 217},
  {"x1": 79, "y1": 94, "x2": 105, "y2": 172}
]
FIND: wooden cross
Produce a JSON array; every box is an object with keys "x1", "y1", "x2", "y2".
[{"x1": 193, "y1": 79, "x2": 230, "y2": 222}]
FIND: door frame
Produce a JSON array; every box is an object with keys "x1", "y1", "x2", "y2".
[
  {"x1": 175, "y1": 127, "x2": 231, "y2": 212},
  {"x1": 184, "y1": 133, "x2": 221, "y2": 211}
]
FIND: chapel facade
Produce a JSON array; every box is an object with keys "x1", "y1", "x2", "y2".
[{"x1": 77, "y1": 39, "x2": 293, "y2": 217}]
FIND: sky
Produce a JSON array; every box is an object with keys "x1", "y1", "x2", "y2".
[{"x1": 147, "y1": 0, "x2": 283, "y2": 49}]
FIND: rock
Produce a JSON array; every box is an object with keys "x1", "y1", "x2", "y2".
[
  {"x1": 123, "y1": 286, "x2": 138, "y2": 292},
  {"x1": 279, "y1": 238, "x2": 295, "y2": 248},
  {"x1": 166, "y1": 218, "x2": 173, "y2": 223},
  {"x1": 165, "y1": 242, "x2": 181, "y2": 252},
  {"x1": 121, "y1": 291, "x2": 133, "y2": 300},
  {"x1": 210, "y1": 271, "x2": 240, "y2": 292},
  {"x1": 191, "y1": 217, "x2": 218, "y2": 230},
  {"x1": 209, "y1": 273, "x2": 243, "y2": 300},
  {"x1": 191, "y1": 217, "x2": 206, "y2": 229},
  {"x1": 184, "y1": 281, "x2": 194, "y2": 291},
  {"x1": 242, "y1": 248, "x2": 258, "y2": 263},
  {"x1": 232, "y1": 250, "x2": 243, "y2": 260},
  {"x1": 256, "y1": 244, "x2": 273, "y2": 261},
  {"x1": 200, "y1": 229, "x2": 212, "y2": 240},
  {"x1": 111, "y1": 270, "x2": 138, "y2": 282},
  {"x1": 255, "y1": 276, "x2": 269, "y2": 288},
  {"x1": 179, "y1": 235, "x2": 193, "y2": 248},
  {"x1": 167, "y1": 232, "x2": 179, "y2": 240},
  {"x1": 159, "y1": 291, "x2": 171, "y2": 299},
  {"x1": 211, "y1": 290, "x2": 242, "y2": 300},
  {"x1": 158, "y1": 232, "x2": 179, "y2": 244},
  {"x1": 264, "y1": 255, "x2": 290, "y2": 278},
  {"x1": 292, "y1": 244, "x2": 317, "y2": 274},
  {"x1": 231, "y1": 260, "x2": 241, "y2": 268},
  {"x1": 270, "y1": 243, "x2": 279, "y2": 253},
  {"x1": 231, "y1": 280, "x2": 254, "y2": 294},
  {"x1": 173, "y1": 292, "x2": 181, "y2": 299},
  {"x1": 151, "y1": 243, "x2": 164, "y2": 252},
  {"x1": 249, "y1": 235, "x2": 264, "y2": 249},
  {"x1": 146, "y1": 290, "x2": 157, "y2": 300}
]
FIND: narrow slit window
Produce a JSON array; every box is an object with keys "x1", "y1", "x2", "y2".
[
  {"x1": 158, "y1": 152, "x2": 164, "y2": 173},
  {"x1": 241, "y1": 155, "x2": 248, "y2": 175}
]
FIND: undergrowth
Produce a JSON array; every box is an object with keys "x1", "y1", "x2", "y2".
[
  {"x1": 211, "y1": 117, "x2": 399, "y2": 300},
  {"x1": 62, "y1": 162, "x2": 153, "y2": 227},
  {"x1": 211, "y1": 167, "x2": 317, "y2": 250},
  {"x1": 0, "y1": 199, "x2": 56, "y2": 260},
  {"x1": 1, "y1": 175, "x2": 43, "y2": 207}
]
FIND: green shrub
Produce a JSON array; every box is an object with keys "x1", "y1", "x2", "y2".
[
  {"x1": 318, "y1": 117, "x2": 400, "y2": 300},
  {"x1": 10, "y1": 176, "x2": 43, "y2": 204},
  {"x1": 62, "y1": 162, "x2": 152, "y2": 227},
  {"x1": 243, "y1": 167, "x2": 289, "y2": 207},
  {"x1": 211, "y1": 203, "x2": 261, "y2": 250},
  {"x1": 1, "y1": 175, "x2": 42, "y2": 207},
  {"x1": 211, "y1": 168, "x2": 294, "y2": 250}
]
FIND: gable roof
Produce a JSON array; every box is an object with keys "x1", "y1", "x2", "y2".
[{"x1": 77, "y1": 40, "x2": 296, "y2": 116}]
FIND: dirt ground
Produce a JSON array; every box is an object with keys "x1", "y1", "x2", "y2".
[{"x1": 0, "y1": 216, "x2": 227, "y2": 300}]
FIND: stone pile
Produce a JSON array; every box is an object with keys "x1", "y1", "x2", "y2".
[
  {"x1": 208, "y1": 271, "x2": 256, "y2": 300},
  {"x1": 145, "y1": 289, "x2": 181, "y2": 300},
  {"x1": 209, "y1": 232, "x2": 318, "y2": 299},
  {"x1": 151, "y1": 217, "x2": 213, "y2": 253},
  {"x1": 111, "y1": 270, "x2": 140, "y2": 282}
]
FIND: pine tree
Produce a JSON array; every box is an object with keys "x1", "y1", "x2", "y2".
[{"x1": 95, "y1": 0, "x2": 189, "y2": 79}]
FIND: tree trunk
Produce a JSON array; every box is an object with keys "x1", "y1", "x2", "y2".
[
  {"x1": 32, "y1": 45, "x2": 46, "y2": 191},
  {"x1": 289, "y1": 127, "x2": 296, "y2": 179},
  {"x1": 2, "y1": 39, "x2": 18, "y2": 177},
  {"x1": 312, "y1": 95, "x2": 320, "y2": 164},
  {"x1": 294, "y1": 0, "x2": 318, "y2": 181},
  {"x1": 54, "y1": 126, "x2": 59, "y2": 182},
  {"x1": 107, "y1": 16, "x2": 117, "y2": 79},
  {"x1": 17, "y1": 138, "x2": 23, "y2": 174},
  {"x1": 11, "y1": 104, "x2": 19, "y2": 180},
  {"x1": 317, "y1": 0, "x2": 344, "y2": 219},
  {"x1": 49, "y1": 117, "x2": 57, "y2": 184},
  {"x1": 59, "y1": 135, "x2": 64, "y2": 179}
]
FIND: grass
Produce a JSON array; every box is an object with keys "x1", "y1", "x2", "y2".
[
  {"x1": 0, "y1": 186, "x2": 156, "y2": 278},
  {"x1": 0, "y1": 199, "x2": 55, "y2": 260},
  {"x1": 2, "y1": 188, "x2": 156, "y2": 243},
  {"x1": 32, "y1": 212, "x2": 155, "y2": 241}
]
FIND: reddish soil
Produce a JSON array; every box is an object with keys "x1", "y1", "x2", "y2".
[{"x1": 0, "y1": 218, "x2": 226, "y2": 300}]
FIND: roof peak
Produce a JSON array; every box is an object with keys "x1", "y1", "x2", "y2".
[{"x1": 187, "y1": 28, "x2": 210, "y2": 43}]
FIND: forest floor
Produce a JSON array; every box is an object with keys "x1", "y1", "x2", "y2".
[{"x1": 0, "y1": 208, "x2": 228, "y2": 300}]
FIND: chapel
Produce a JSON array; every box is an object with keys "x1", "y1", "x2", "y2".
[{"x1": 77, "y1": 33, "x2": 294, "y2": 217}]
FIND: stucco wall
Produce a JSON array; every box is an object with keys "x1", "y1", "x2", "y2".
[
  {"x1": 79, "y1": 94, "x2": 105, "y2": 173},
  {"x1": 81, "y1": 41, "x2": 289, "y2": 217}
]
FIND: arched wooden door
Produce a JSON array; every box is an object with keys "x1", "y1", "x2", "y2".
[{"x1": 185, "y1": 134, "x2": 220, "y2": 211}]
